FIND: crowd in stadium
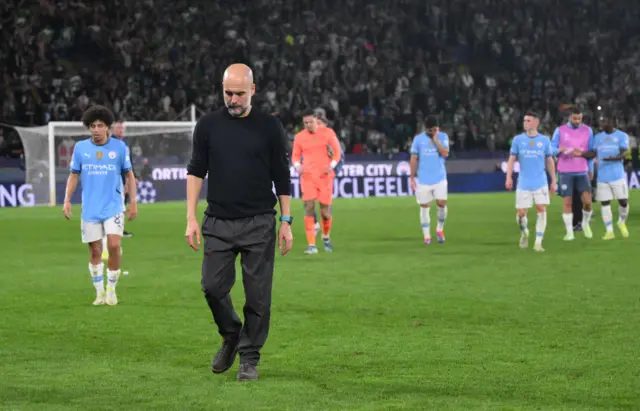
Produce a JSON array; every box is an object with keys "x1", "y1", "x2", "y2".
[{"x1": 2, "y1": 0, "x2": 640, "y2": 160}]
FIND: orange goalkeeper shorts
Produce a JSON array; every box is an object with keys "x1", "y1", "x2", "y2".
[{"x1": 301, "y1": 175, "x2": 334, "y2": 204}]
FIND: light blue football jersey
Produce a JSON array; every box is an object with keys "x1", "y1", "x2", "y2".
[{"x1": 70, "y1": 137, "x2": 132, "y2": 222}]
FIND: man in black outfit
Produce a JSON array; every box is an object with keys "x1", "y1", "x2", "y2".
[
  {"x1": 184, "y1": 63, "x2": 294, "y2": 382},
  {"x1": 572, "y1": 183, "x2": 584, "y2": 230}
]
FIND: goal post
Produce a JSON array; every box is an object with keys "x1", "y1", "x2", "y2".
[{"x1": 14, "y1": 119, "x2": 197, "y2": 206}]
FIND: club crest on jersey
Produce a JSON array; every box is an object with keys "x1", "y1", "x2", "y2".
[
  {"x1": 96, "y1": 151, "x2": 103, "y2": 160},
  {"x1": 108, "y1": 151, "x2": 117, "y2": 159},
  {"x1": 537, "y1": 142, "x2": 543, "y2": 148}
]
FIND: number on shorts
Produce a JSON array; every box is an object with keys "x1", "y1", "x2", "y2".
[{"x1": 114, "y1": 214, "x2": 123, "y2": 228}]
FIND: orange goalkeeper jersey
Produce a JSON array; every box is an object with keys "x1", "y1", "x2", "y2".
[{"x1": 291, "y1": 127, "x2": 342, "y2": 178}]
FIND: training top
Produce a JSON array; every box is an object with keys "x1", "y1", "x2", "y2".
[
  {"x1": 551, "y1": 123, "x2": 594, "y2": 174},
  {"x1": 291, "y1": 127, "x2": 342, "y2": 179},
  {"x1": 187, "y1": 107, "x2": 292, "y2": 219}
]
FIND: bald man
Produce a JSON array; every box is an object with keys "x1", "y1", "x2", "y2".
[{"x1": 185, "y1": 63, "x2": 293, "y2": 382}]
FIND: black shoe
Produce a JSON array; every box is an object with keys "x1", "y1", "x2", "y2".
[
  {"x1": 211, "y1": 339, "x2": 239, "y2": 374},
  {"x1": 123, "y1": 231, "x2": 133, "y2": 238},
  {"x1": 236, "y1": 363, "x2": 258, "y2": 381}
]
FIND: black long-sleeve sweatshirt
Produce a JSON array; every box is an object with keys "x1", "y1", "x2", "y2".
[{"x1": 186, "y1": 107, "x2": 291, "y2": 219}]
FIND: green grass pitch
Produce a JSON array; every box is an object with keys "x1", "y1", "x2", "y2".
[{"x1": 1, "y1": 192, "x2": 639, "y2": 411}]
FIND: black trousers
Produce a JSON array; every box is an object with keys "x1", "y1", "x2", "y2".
[
  {"x1": 572, "y1": 186, "x2": 583, "y2": 226},
  {"x1": 200, "y1": 213, "x2": 276, "y2": 366}
]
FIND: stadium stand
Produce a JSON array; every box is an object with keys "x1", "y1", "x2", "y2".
[{"x1": 1, "y1": 0, "x2": 640, "y2": 160}]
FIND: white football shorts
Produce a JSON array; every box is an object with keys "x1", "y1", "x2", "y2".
[
  {"x1": 415, "y1": 180, "x2": 448, "y2": 204},
  {"x1": 81, "y1": 213, "x2": 125, "y2": 243},
  {"x1": 596, "y1": 179, "x2": 628, "y2": 202},
  {"x1": 516, "y1": 186, "x2": 550, "y2": 209}
]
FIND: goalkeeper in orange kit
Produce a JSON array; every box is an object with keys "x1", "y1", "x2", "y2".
[{"x1": 292, "y1": 110, "x2": 342, "y2": 254}]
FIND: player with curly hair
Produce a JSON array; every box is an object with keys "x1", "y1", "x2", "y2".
[{"x1": 62, "y1": 105, "x2": 138, "y2": 306}]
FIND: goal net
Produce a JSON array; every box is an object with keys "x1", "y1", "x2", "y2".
[{"x1": 14, "y1": 122, "x2": 197, "y2": 206}]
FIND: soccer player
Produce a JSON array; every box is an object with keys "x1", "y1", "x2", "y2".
[
  {"x1": 551, "y1": 107, "x2": 595, "y2": 241},
  {"x1": 593, "y1": 113, "x2": 630, "y2": 239},
  {"x1": 301, "y1": 116, "x2": 344, "y2": 237},
  {"x1": 409, "y1": 115, "x2": 449, "y2": 244},
  {"x1": 111, "y1": 121, "x2": 136, "y2": 238},
  {"x1": 292, "y1": 110, "x2": 342, "y2": 254},
  {"x1": 505, "y1": 112, "x2": 557, "y2": 251},
  {"x1": 317, "y1": 115, "x2": 344, "y2": 234},
  {"x1": 101, "y1": 121, "x2": 134, "y2": 261},
  {"x1": 63, "y1": 105, "x2": 138, "y2": 306}
]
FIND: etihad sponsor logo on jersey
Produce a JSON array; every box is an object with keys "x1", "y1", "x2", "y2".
[{"x1": 83, "y1": 163, "x2": 117, "y2": 175}]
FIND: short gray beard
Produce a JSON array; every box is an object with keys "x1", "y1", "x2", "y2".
[{"x1": 227, "y1": 105, "x2": 251, "y2": 117}]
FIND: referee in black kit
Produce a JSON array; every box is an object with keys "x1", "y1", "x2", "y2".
[{"x1": 184, "y1": 63, "x2": 294, "y2": 382}]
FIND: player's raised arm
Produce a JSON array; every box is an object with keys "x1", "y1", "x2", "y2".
[
  {"x1": 550, "y1": 127, "x2": 561, "y2": 155},
  {"x1": 433, "y1": 132, "x2": 450, "y2": 158},
  {"x1": 185, "y1": 115, "x2": 211, "y2": 250},
  {"x1": 327, "y1": 132, "x2": 342, "y2": 170},
  {"x1": 291, "y1": 132, "x2": 303, "y2": 171}
]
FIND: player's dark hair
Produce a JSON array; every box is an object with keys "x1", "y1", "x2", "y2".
[
  {"x1": 569, "y1": 106, "x2": 582, "y2": 115},
  {"x1": 82, "y1": 105, "x2": 115, "y2": 128},
  {"x1": 302, "y1": 109, "x2": 316, "y2": 118},
  {"x1": 424, "y1": 115, "x2": 439, "y2": 128},
  {"x1": 524, "y1": 111, "x2": 540, "y2": 119}
]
